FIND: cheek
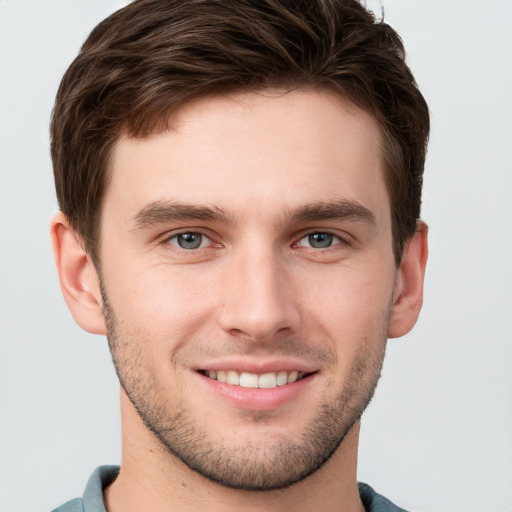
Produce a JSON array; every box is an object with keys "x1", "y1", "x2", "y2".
[
  {"x1": 298, "y1": 260, "x2": 395, "y2": 338},
  {"x1": 106, "y1": 263, "x2": 219, "y2": 342}
]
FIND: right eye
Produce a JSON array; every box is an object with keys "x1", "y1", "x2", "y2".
[{"x1": 167, "y1": 232, "x2": 211, "y2": 250}]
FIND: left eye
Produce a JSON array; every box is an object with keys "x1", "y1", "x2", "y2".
[
  {"x1": 168, "y1": 232, "x2": 210, "y2": 250},
  {"x1": 297, "y1": 232, "x2": 341, "y2": 249}
]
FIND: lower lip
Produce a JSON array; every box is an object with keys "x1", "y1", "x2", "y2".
[{"x1": 196, "y1": 372, "x2": 317, "y2": 411}]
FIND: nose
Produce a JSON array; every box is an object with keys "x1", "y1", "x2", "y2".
[{"x1": 217, "y1": 244, "x2": 301, "y2": 342}]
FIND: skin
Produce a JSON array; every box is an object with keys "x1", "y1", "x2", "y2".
[{"x1": 52, "y1": 88, "x2": 428, "y2": 512}]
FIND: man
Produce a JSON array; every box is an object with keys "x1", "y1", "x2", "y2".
[{"x1": 50, "y1": 0, "x2": 429, "y2": 511}]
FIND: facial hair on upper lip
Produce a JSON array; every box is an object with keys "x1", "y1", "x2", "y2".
[{"x1": 170, "y1": 335, "x2": 339, "y2": 372}]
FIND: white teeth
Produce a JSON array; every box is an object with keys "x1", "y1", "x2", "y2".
[
  {"x1": 226, "y1": 370, "x2": 240, "y2": 385},
  {"x1": 276, "y1": 371, "x2": 288, "y2": 386},
  {"x1": 288, "y1": 371, "x2": 298, "y2": 384},
  {"x1": 258, "y1": 372, "x2": 277, "y2": 389},
  {"x1": 204, "y1": 370, "x2": 307, "y2": 388},
  {"x1": 240, "y1": 372, "x2": 259, "y2": 388}
]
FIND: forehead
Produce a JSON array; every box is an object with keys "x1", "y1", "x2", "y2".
[{"x1": 106, "y1": 88, "x2": 388, "y2": 223}]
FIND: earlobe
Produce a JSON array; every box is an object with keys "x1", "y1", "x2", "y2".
[
  {"x1": 388, "y1": 221, "x2": 428, "y2": 339},
  {"x1": 50, "y1": 212, "x2": 106, "y2": 335}
]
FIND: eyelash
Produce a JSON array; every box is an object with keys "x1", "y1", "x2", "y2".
[
  {"x1": 161, "y1": 231, "x2": 217, "y2": 251},
  {"x1": 160, "y1": 230, "x2": 351, "y2": 253},
  {"x1": 294, "y1": 231, "x2": 349, "y2": 250}
]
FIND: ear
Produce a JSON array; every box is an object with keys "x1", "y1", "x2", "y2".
[
  {"x1": 388, "y1": 221, "x2": 428, "y2": 338},
  {"x1": 50, "y1": 212, "x2": 106, "y2": 335}
]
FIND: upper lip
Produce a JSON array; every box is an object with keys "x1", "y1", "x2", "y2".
[{"x1": 194, "y1": 358, "x2": 319, "y2": 375}]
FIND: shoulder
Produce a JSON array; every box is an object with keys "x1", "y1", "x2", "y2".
[
  {"x1": 358, "y1": 482, "x2": 410, "y2": 512},
  {"x1": 51, "y1": 498, "x2": 84, "y2": 512},
  {"x1": 50, "y1": 466, "x2": 119, "y2": 512}
]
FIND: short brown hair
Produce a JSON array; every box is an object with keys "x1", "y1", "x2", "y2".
[{"x1": 51, "y1": 0, "x2": 429, "y2": 265}]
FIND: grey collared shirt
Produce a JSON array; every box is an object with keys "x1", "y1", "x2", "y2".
[{"x1": 52, "y1": 466, "x2": 410, "y2": 512}]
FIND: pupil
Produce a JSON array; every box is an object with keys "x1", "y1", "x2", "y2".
[
  {"x1": 178, "y1": 233, "x2": 202, "y2": 249},
  {"x1": 309, "y1": 232, "x2": 332, "y2": 248}
]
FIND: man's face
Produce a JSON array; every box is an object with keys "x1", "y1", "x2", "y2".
[{"x1": 98, "y1": 88, "x2": 398, "y2": 490}]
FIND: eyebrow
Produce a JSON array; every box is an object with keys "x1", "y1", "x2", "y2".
[
  {"x1": 133, "y1": 201, "x2": 235, "y2": 228},
  {"x1": 289, "y1": 200, "x2": 377, "y2": 225},
  {"x1": 133, "y1": 199, "x2": 376, "y2": 230}
]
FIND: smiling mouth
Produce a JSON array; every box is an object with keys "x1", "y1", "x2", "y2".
[{"x1": 198, "y1": 370, "x2": 314, "y2": 389}]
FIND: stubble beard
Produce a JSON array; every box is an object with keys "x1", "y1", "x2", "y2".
[{"x1": 101, "y1": 282, "x2": 388, "y2": 491}]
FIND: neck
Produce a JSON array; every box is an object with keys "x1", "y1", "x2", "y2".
[{"x1": 104, "y1": 391, "x2": 365, "y2": 512}]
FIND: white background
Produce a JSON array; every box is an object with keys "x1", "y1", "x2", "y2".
[{"x1": 0, "y1": 1, "x2": 511, "y2": 511}]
